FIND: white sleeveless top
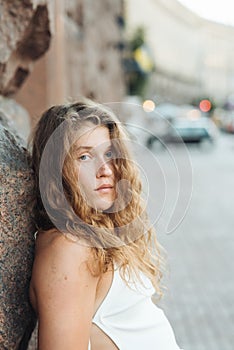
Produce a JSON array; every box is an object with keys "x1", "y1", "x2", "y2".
[{"x1": 89, "y1": 267, "x2": 182, "y2": 350}]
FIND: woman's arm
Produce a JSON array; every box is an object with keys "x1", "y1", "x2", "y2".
[{"x1": 31, "y1": 234, "x2": 99, "y2": 350}]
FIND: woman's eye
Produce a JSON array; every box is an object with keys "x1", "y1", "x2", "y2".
[
  {"x1": 78, "y1": 154, "x2": 91, "y2": 161},
  {"x1": 105, "y1": 150, "x2": 113, "y2": 159}
]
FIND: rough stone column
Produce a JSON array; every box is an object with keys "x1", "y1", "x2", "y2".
[
  {"x1": 0, "y1": 1, "x2": 52, "y2": 349},
  {"x1": 0, "y1": 112, "x2": 36, "y2": 349},
  {"x1": 0, "y1": 0, "x2": 51, "y2": 96}
]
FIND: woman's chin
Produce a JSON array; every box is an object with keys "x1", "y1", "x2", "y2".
[{"x1": 96, "y1": 200, "x2": 115, "y2": 213}]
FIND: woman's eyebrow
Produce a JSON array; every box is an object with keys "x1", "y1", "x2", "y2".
[
  {"x1": 75, "y1": 143, "x2": 112, "y2": 152},
  {"x1": 75, "y1": 146, "x2": 93, "y2": 152}
]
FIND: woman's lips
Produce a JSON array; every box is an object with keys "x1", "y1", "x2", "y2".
[{"x1": 95, "y1": 184, "x2": 113, "y2": 193}]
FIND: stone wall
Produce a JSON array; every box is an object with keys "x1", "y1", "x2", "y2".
[
  {"x1": 0, "y1": 1, "x2": 52, "y2": 349},
  {"x1": 15, "y1": 0, "x2": 126, "y2": 124},
  {"x1": 0, "y1": 0, "x2": 51, "y2": 96},
  {"x1": 65, "y1": 0, "x2": 126, "y2": 103},
  {"x1": 0, "y1": 111, "x2": 36, "y2": 350}
]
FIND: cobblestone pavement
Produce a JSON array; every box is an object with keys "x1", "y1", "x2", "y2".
[{"x1": 137, "y1": 133, "x2": 234, "y2": 350}]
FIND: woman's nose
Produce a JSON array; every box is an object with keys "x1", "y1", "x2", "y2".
[{"x1": 96, "y1": 161, "x2": 113, "y2": 177}]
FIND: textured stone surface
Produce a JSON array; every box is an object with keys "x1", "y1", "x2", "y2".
[
  {"x1": 0, "y1": 1, "x2": 51, "y2": 348},
  {"x1": 0, "y1": 0, "x2": 51, "y2": 95},
  {"x1": 14, "y1": 0, "x2": 125, "y2": 122},
  {"x1": 0, "y1": 112, "x2": 36, "y2": 350},
  {"x1": 64, "y1": 0, "x2": 126, "y2": 102},
  {"x1": 0, "y1": 96, "x2": 31, "y2": 141}
]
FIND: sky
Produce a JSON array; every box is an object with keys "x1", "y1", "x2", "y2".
[{"x1": 177, "y1": 0, "x2": 234, "y2": 26}]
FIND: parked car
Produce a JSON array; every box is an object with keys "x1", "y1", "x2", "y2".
[
  {"x1": 226, "y1": 115, "x2": 234, "y2": 133},
  {"x1": 146, "y1": 117, "x2": 218, "y2": 148},
  {"x1": 212, "y1": 108, "x2": 234, "y2": 133},
  {"x1": 147, "y1": 102, "x2": 180, "y2": 122},
  {"x1": 221, "y1": 112, "x2": 234, "y2": 133},
  {"x1": 145, "y1": 102, "x2": 179, "y2": 148}
]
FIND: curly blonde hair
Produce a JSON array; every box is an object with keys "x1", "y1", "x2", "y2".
[{"x1": 30, "y1": 99, "x2": 165, "y2": 296}]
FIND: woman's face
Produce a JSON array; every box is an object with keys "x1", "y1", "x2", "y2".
[{"x1": 74, "y1": 124, "x2": 116, "y2": 211}]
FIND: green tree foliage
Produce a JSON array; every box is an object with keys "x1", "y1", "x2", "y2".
[{"x1": 123, "y1": 26, "x2": 154, "y2": 97}]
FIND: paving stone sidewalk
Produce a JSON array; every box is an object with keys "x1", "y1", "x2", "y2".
[{"x1": 148, "y1": 136, "x2": 234, "y2": 350}]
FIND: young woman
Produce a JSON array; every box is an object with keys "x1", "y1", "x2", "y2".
[{"x1": 29, "y1": 100, "x2": 182, "y2": 349}]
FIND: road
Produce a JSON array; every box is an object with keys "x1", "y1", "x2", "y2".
[{"x1": 135, "y1": 132, "x2": 234, "y2": 350}]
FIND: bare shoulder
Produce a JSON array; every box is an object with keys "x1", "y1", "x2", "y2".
[
  {"x1": 30, "y1": 230, "x2": 100, "y2": 348},
  {"x1": 30, "y1": 230, "x2": 98, "y2": 308},
  {"x1": 34, "y1": 229, "x2": 92, "y2": 270}
]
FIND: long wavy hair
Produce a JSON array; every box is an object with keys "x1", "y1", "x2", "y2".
[{"x1": 29, "y1": 99, "x2": 164, "y2": 296}]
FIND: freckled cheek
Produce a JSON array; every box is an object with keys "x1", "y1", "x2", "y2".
[
  {"x1": 111, "y1": 164, "x2": 117, "y2": 183},
  {"x1": 77, "y1": 164, "x2": 96, "y2": 190}
]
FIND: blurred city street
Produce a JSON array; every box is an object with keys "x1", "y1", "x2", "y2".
[{"x1": 136, "y1": 132, "x2": 234, "y2": 350}]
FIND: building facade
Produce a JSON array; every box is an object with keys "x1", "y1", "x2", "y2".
[
  {"x1": 15, "y1": 0, "x2": 126, "y2": 125},
  {"x1": 126, "y1": 0, "x2": 234, "y2": 105}
]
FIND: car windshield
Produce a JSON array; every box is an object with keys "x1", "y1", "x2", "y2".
[{"x1": 175, "y1": 127, "x2": 208, "y2": 137}]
